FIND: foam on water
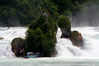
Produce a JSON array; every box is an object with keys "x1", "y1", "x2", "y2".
[
  {"x1": 56, "y1": 28, "x2": 89, "y2": 58},
  {"x1": 72, "y1": 27, "x2": 99, "y2": 57},
  {"x1": 0, "y1": 58, "x2": 99, "y2": 66},
  {"x1": 0, "y1": 27, "x2": 99, "y2": 58},
  {"x1": 0, "y1": 27, "x2": 99, "y2": 65},
  {"x1": 0, "y1": 27, "x2": 27, "y2": 58}
]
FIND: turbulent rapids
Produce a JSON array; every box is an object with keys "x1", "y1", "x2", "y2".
[
  {"x1": 0, "y1": 27, "x2": 99, "y2": 66},
  {"x1": 55, "y1": 28, "x2": 88, "y2": 57},
  {"x1": 56, "y1": 27, "x2": 99, "y2": 58},
  {"x1": 0, "y1": 27, "x2": 27, "y2": 58},
  {"x1": 0, "y1": 27, "x2": 99, "y2": 58},
  {"x1": 72, "y1": 27, "x2": 99, "y2": 57}
]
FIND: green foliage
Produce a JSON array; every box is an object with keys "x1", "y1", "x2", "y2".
[
  {"x1": 58, "y1": 15, "x2": 71, "y2": 29},
  {"x1": 25, "y1": 28, "x2": 43, "y2": 52},
  {"x1": 63, "y1": 10, "x2": 72, "y2": 16},
  {"x1": 25, "y1": 15, "x2": 57, "y2": 57},
  {"x1": 42, "y1": 39, "x2": 55, "y2": 56},
  {"x1": 53, "y1": 0, "x2": 73, "y2": 13},
  {"x1": 58, "y1": 15, "x2": 71, "y2": 38},
  {"x1": 0, "y1": 0, "x2": 90, "y2": 26}
]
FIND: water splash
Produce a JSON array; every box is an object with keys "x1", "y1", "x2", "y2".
[
  {"x1": 56, "y1": 28, "x2": 88, "y2": 58},
  {"x1": 0, "y1": 27, "x2": 99, "y2": 58},
  {"x1": 72, "y1": 27, "x2": 99, "y2": 57},
  {"x1": 0, "y1": 27, "x2": 27, "y2": 58}
]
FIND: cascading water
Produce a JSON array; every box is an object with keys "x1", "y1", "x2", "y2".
[
  {"x1": 0, "y1": 27, "x2": 27, "y2": 58},
  {"x1": 72, "y1": 27, "x2": 99, "y2": 57},
  {"x1": 55, "y1": 28, "x2": 89, "y2": 57},
  {"x1": 0, "y1": 27, "x2": 99, "y2": 58},
  {"x1": 0, "y1": 27, "x2": 99, "y2": 65}
]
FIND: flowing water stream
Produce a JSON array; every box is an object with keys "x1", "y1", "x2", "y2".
[{"x1": 0, "y1": 27, "x2": 99, "y2": 66}]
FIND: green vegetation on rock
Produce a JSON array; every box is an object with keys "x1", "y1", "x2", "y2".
[
  {"x1": 58, "y1": 15, "x2": 71, "y2": 38},
  {"x1": 58, "y1": 15, "x2": 71, "y2": 28},
  {"x1": 25, "y1": 15, "x2": 57, "y2": 57},
  {"x1": 7, "y1": 0, "x2": 89, "y2": 57}
]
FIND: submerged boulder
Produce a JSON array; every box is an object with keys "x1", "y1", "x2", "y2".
[
  {"x1": 11, "y1": 38, "x2": 25, "y2": 57},
  {"x1": 69, "y1": 31, "x2": 83, "y2": 47}
]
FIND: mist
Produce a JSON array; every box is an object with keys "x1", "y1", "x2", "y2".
[{"x1": 71, "y1": 3, "x2": 99, "y2": 27}]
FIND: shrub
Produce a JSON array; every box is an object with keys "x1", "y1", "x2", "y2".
[
  {"x1": 58, "y1": 15, "x2": 71, "y2": 31},
  {"x1": 25, "y1": 15, "x2": 57, "y2": 57}
]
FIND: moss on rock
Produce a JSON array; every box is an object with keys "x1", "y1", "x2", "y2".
[{"x1": 58, "y1": 15, "x2": 71, "y2": 38}]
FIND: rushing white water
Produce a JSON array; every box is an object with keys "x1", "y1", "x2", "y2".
[
  {"x1": 72, "y1": 27, "x2": 99, "y2": 57},
  {"x1": 0, "y1": 27, "x2": 99, "y2": 58},
  {"x1": 56, "y1": 27, "x2": 99, "y2": 58},
  {"x1": 0, "y1": 27, "x2": 99, "y2": 65},
  {"x1": 55, "y1": 28, "x2": 89, "y2": 58},
  {"x1": 0, "y1": 27, "x2": 27, "y2": 58}
]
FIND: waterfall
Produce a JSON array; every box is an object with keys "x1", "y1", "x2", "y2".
[
  {"x1": 0, "y1": 44, "x2": 15, "y2": 58},
  {"x1": 0, "y1": 27, "x2": 99, "y2": 58},
  {"x1": 55, "y1": 28, "x2": 89, "y2": 57},
  {"x1": 0, "y1": 27, "x2": 27, "y2": 58},
  {"x1": 72, "y1": 27, "x2": 99, "y2": 57}
]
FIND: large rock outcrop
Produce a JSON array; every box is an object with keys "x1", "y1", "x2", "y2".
[
  {"x1": 69, "y1": 31, "x2": 83, "y2": 47},
  {"x1": 58, "y1": 15, "x2": 71, "y2": 38},
  {"x1": 58, "y1": 15, "x2": 83, "y2": 47},
  {"x1": 11, "y1": 38, "x2": 25, "y2": 57}
]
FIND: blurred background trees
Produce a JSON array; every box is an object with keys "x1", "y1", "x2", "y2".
[{"x1": 0, "y1": 0, "x2": 91, "y2": 26}]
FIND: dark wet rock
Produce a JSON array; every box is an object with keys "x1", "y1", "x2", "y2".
[
  {"x1": 61, "y1": 28, "x2": 71, "y2": 38},
  {"x1": 0, "y1": 37, "x2": 3, "y2": 40},
  {"x1": 69, "y1": 31, "x2": 83, "y2": 47},
  {"x1": 11, "y1": 38, "x2": 25, "y2": 57}
]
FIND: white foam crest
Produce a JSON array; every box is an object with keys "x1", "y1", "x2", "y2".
[
  {"x1": 0, "y1": 27, "x2": 27, "y2": 58},
  {"x1": 56, "y1": 28, "x2": 88, "y2": 58},
  {"x1": 72, "y1": 27, "x2": 99, "y2": 57},
  {"x1": 0, "y1": 27, "x2": 99, "y2": 58},
  {"x1": 0, "y1": 44, "x2": 15, "y2": 58}
]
